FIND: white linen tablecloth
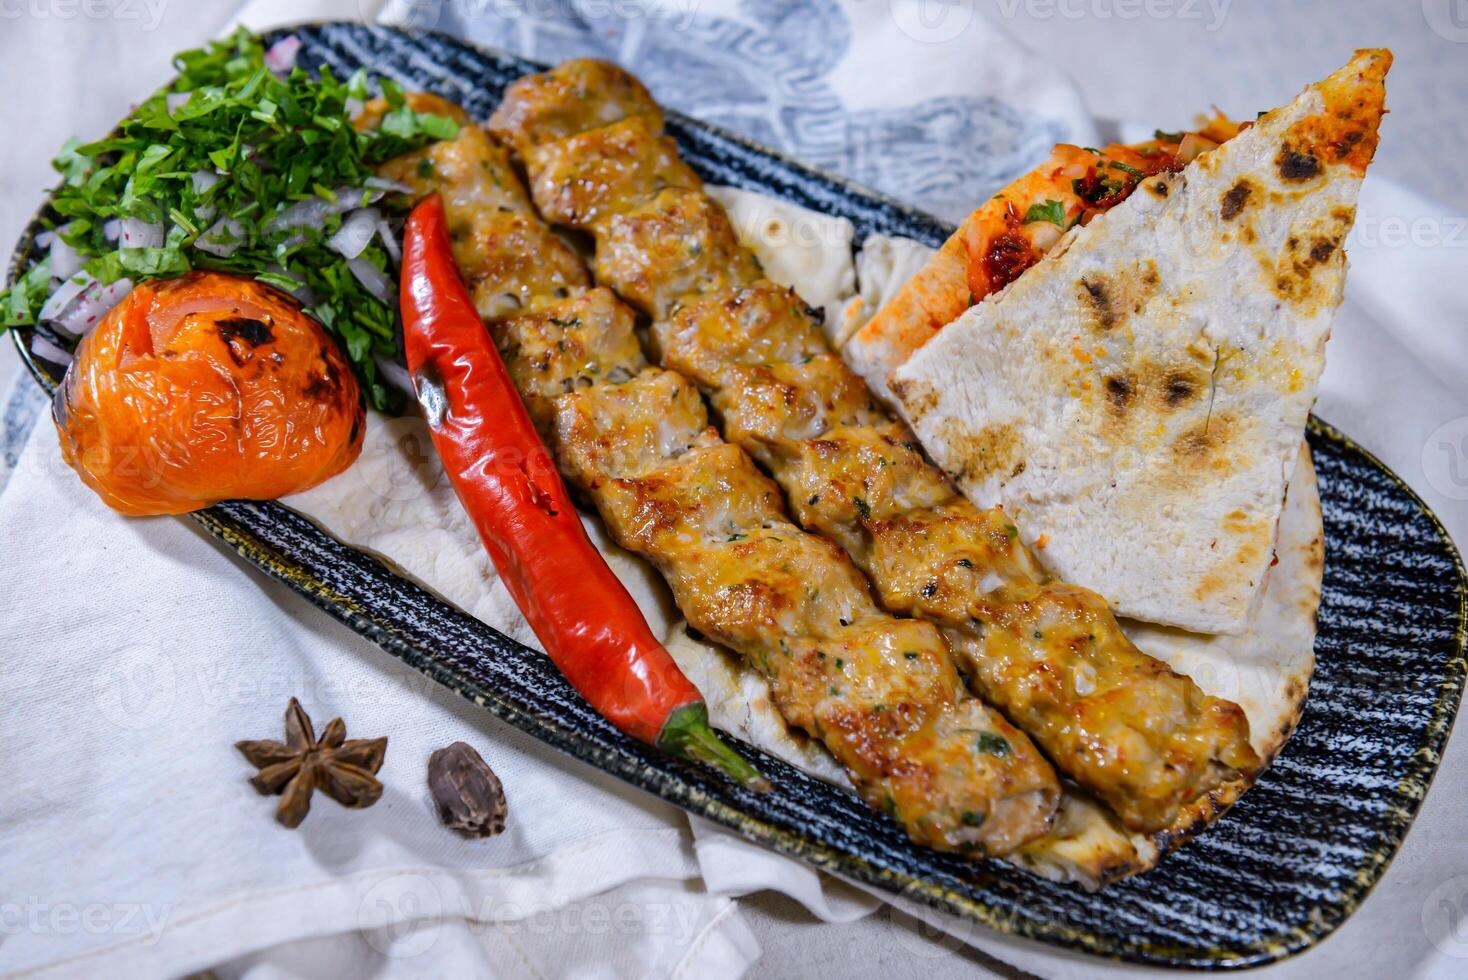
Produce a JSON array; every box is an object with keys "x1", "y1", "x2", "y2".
[{"x1": 1, "y1": 2, "x2": 1465, "y2": 978}]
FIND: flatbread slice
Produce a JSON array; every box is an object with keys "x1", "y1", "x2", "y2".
[{"x1": 890, "y1": 50, "x2": 1387, "y2": 634}]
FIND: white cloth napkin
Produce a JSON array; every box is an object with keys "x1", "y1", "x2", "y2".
[{"x1": 2, "y1": 2, "x2": 1466, "y2": 979}]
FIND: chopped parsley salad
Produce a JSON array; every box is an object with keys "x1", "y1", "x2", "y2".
[{"x1": 0, "y1": 28, "x2": 459, "y2": 411}]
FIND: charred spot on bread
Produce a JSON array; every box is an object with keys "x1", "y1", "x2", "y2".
[
  {"x1": 937, "y1": 417, "x2": 1023, "y2": 487},
  {"x1": 891, "y1": 377, "x2": 939, "y2": 420},
  {"x1": 1277, "y1": 145, "x2": 1320, "y2": 182},
  {"x1": 1079, "y1": 262, "x2": 1159, "y2": 332},
  {"x1": 1104, "y1": 373, "x2": 1135, "y2": 410},
  {"x1": 1163, "y1": 372, "x2": 1199, "y2": 407},
  {"x1": 1220, "y1": 181, "x2": 1253, "y2": 220},
  {"x1": 1080, "y1": 277, "x2": 1115, "y2": 328},
  {"x1": 1172, "y1": 414, "x2": 1237, "y2": 474}
]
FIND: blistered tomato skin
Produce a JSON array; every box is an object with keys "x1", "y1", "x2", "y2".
[{"x1": 54, "y1": 271, "x2": 364, "y2": 516}]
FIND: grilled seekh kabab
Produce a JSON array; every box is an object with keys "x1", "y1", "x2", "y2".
[
  {"x1": 491, "y1": 61, "x2": 1261, "y2": 834},
  {"x1": 367, "y1": 92, "x2": 1062, "y2": 856}
]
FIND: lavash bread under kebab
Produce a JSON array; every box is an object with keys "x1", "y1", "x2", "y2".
[
  {"x1": 491, "y1": 61, "x2": 1259, "y2": 836},
  {"x1": 884, "y1": 51, "x2": 1389, "y2": 636},
  {"x1": 366, "y1": 92, "x2": 1063, "y2": 857}
]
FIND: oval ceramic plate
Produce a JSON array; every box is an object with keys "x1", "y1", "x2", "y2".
[{"x1": 8, "y1": 23, "x2": 1466, "y2": 970}]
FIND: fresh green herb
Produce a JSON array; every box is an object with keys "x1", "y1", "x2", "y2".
[
  {"x1": 903, "y1": 651, "x2": 919, "y2": 660},
  {"x1": 0, "y1": 28, "x2": 460, "y2": 411},
  {"x1": 1022, "y1": 199, "x2": 1068, "y2": 228},
  {"x1": 1154, "y1": 129, "x2": 1184, "y2": 142},
  {"x1": 852, "y1": 496, "x2": 871, "y2": 520},
  {"x1": 975, "y1": 733, "x2": 1011, "y2": 757},
  {"x1": 961, "y1": 810, "x2": 987, "y2": 827},
  {"x1": 1107, "y1": 159, "x2": 1146, "y2": 179}
]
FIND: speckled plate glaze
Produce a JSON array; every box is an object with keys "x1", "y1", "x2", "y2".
[{"x1": 8, "y1": 23, "x2": 1465, "y2": 970}]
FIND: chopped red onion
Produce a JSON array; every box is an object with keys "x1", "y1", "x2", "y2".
[
  {"x1": 376, "y1": 218, "x2": 401, "y2": 263},
  {"x1": 375, "y1": 355, "x2": 414, "y2": 398},
  {"x1": 48, "y1": 235, "x2": 83, "y2": 281},
  {"x1": 194, "y1": 217, "x2": 246, "y2": 257},
  {"x1": 39, "y1": 274, "x2": 94, "y2": 323},
  {"x1": 103, "y1": 219, "x2": 121, "y2": 242},
  {"x1": 120, "y1": 218, "x2": 162, "y2": 249},
  {"x1": 348, "y1": 258, "x2": 394, "y2": 304},
  {"x1": 264, "y1": 35, "x2": 301, "y2": 75},
  {"x1": 364, "y1": 176, "x2": 413, "y2": 195},
  {"x1": 191, "y1": 170, "x2": 221, "y2": 194},
  {"x1": 328, "y1": 208, "x2": 381, "y2": 260},
  {"x1": 53, "y1": 277, "x2": 132, "y2": 335},
  {"x1": 263, "y1": 266, "x2": 316, "y2": 305},
  {"x1": 93, "y1": 278, "x2": 133, "y2": 308},
  {"x1": 268, "y1": 187, "x2": 384, "y2": 234},
  {"x1": 29, "y1": 334, "x2": 73, "y2": 368}
]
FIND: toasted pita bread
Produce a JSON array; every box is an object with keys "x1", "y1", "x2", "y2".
[{"x1": 888, "y1": 50, "x2": 1385, "y2": 635}]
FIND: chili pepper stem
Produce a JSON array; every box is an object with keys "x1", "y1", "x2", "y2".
[{"x1": 658, "y1": 704, "x2": 770, "y2": 792}]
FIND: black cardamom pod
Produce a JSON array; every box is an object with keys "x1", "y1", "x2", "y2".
[{"x1": 427, "y1": 741, "x2": 506, "y2": 838}]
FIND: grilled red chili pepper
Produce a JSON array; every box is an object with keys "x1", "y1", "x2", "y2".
[{"x1": 401, "y1": 194, "x2": 766, "y2": 790}]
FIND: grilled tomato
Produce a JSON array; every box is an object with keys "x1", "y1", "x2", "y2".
[{"x1": 54, "y1": 271, "x2": 364, "y2": 515}]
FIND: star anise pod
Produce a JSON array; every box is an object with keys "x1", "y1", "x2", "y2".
[{"x1": 235, "y1": 698, "x2": 388, "y2": 828}]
